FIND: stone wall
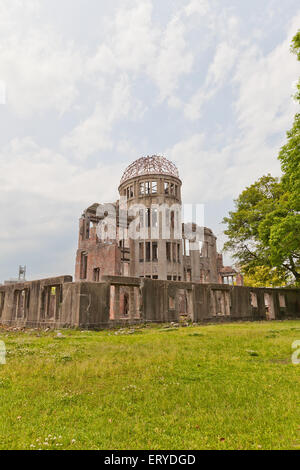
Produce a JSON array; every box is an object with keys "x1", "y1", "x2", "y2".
[{"x1": 0, "y1": 275, "x2": 299, "y2": 329}]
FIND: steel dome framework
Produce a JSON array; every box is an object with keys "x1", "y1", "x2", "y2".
[{"x1": 120, "y1": 155, "x2": 180, "y2": 185}]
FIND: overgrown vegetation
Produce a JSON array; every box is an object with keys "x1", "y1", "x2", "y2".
[{"x1": 0, "y1": 323, "x2": 299, "y2": 450}]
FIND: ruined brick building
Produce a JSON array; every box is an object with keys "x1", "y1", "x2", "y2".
[
  {"x1": 75, "y1": 155, "x2": 242, "y2": 285},
  {"x1": 1, "y1": 157, "x2": 299, "y2": 330}
]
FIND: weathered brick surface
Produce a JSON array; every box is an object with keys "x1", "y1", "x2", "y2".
[{"x1": 74, "y1": 156, "x2": 243, "y2": 285}]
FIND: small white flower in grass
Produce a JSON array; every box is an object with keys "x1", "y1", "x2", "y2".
[{"x1": 71, "y1": 439, "x2": 76, "y2": 444}]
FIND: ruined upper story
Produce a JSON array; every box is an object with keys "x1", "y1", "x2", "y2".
[
  {"x1": 118, "y1": 155, "x2": 182, "y2": 207},
  {"x1": 75, "y1": 155, "x2": 242, "y2": 285}
]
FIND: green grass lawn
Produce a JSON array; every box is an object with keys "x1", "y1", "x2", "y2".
[{"x1": 0, "y1": 321, "x2": 300, "y2": 450}]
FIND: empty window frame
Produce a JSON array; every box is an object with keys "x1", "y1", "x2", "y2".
[
  {"x1": 172, "y1": 243, "x2": 177, "y2": 262},
  {"x1": 152, "y1": 242, "x2": 158, "y2": 261},
  {"x1": 169, "y1": 296, "x2": 175, "y2": 309},
  {"x1": 93, "y1": 268, "x2": 101, "y2": 282},
  {"x1": 165, "y1": 208, "x2": 170, "y2": 227},
  {"x1": 171, "y1": 211, "x2": 175, "y2": 229},
  {"x1": 146, "y1": 208, "x2": 151, "y2": 228},
  {"x1": 145, "y1": 182, "x2": 151, "y2": 195},
  {"x1": 250, "y1": 292, "x2": 258, "y2": 308},
  {"x1": 164, "y1": 182, "x2": 169, "y2": 195},
  {"x1": 14, "y1": 290, "x2": 27, "y2": 319},
  {"x1": 166, "y1": 242, "x2": 171, "y2": 262},
  {"x1": 85, "y1": 219, "x2": 91, "y2": 239},
  {"x1": 139, "y1": 182, "x2": 145, "y2": 195},
  {"x1": 152, "y1": 208, "x2": 158, "y2": 228},
  {"x1": 19, "y1": 290, "x2": 26, "y2": 318},
  {"x1": 44, "y1": 286, "x2": 61, "y2": 320},
  {"x1": 185, "y1": 239, "x2": 190, "y2": 256},
  {"x1": 151, "y1": 181, "x2": 158, "y2": 194},
  {"x1": 146, "y1": 242, "x2": 151, "y2": 262},
  {"x1": 139, "y1": 242, "x2": 144, "y2": 262},
  {"x1": 126, "y1": 186, "x2": 134, "y2": 198},
  {"x1": 279, "y1": 294, "x2": 286, "y2": 308},
  {"x1": 80, "y1": 252, "x2": 88, "y2": 280}
]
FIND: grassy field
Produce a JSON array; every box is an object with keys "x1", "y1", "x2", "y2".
[{"x1": 0, "y1": 321, "x2": 299, "y2": 450}]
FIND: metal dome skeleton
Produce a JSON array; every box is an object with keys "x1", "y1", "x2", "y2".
[{"x1": 120, "y1": 155, "x2": 180, "y2": 185}]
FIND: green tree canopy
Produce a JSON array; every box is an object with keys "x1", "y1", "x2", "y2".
[{"x1": 223, "y1": 31, "x2": 300, "y2": 286}]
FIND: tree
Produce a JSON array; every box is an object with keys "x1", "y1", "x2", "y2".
[
  {"x1": 243, "y1": 266, "x2": 292, "y2": 288},
  {"x1": 223, "y1": 31, "x2": 300, "y2": 286}
]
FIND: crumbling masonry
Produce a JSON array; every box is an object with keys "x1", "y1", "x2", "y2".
[
  {"x1": 0, "y1": 156, "x2": 299, "y2": 329},
  {"x1": 0, "y1": 275, "x2": 299, "y2": 329},
  {"x1": 75, "y1": 155, "x2": 243, "y2": 285}
]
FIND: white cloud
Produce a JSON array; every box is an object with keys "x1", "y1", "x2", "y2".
[
  {"x1": 184, "y1": 38, "x2": 239, "y2": 120},
  {"x1": 233, "y1": 17, "x2": 300, "y2": 142},
  {"x1": 0, "y1": 133, "x2": 128, "y2": 279},
  {"x1": 0, "y1": 137, "x2": 121, "y2": 204},
  {"x1": 62, "y1": 0, "x2": 196, "y2": 159},
  {"x1": 170, "y1": 13, "x2": 300, "y2": 203},
  {"x1": 184, "y1": 89, "x2": 211, "y2": 121},
  {"x1": 148, "y1": 15, "x2": 194, "y2": 103},
  {"x1": 168, "y1": 131, "x2": 282, "y2": 206},
  {"x1": 185, "y1": 0, "x2": 210, "y2": 17},
  {"x1": 0, "y1": 0, "x2": 82, "y2": 117},
  {"x1": 87, "y1": 0, "x2": 195, "y2": 104},
  {"x1": 207, "y1": 42, "x2": 238, "y2": 85},
  {"x1": 61, "y1": 75, "x2": 143, "y2": 160}
]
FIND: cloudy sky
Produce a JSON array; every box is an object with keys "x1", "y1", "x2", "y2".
[{"x1": 0, "y1": 0, "x2": 299, "y2": 282}]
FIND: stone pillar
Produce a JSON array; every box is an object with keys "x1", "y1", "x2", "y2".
[
  {"x1": 110, "y1": 285, "x2": 121, "y2": 320},
  {"x1": 129, "y1": 287, "x2": 135, "y2": 320}
]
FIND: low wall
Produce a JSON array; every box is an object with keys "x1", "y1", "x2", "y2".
[
  {"x1": 0, "y1": 275, "x2": 299, "y2": 329},
  {"x1": 0, "y1": 276, "x2": 74, "y2": 328}
]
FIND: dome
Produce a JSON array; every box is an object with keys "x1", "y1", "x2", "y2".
[{"x1": 120, "y1": 155, "x2": 180, "y2": 185}]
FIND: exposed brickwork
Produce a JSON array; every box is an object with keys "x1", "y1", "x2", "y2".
[{"x1": 75, "y1": 156, "x2": 243, "y2": 285}]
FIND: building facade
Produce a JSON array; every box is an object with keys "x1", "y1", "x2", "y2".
[{"x1": 75, "y1": 155, "x2": 242, "y2": 285}]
